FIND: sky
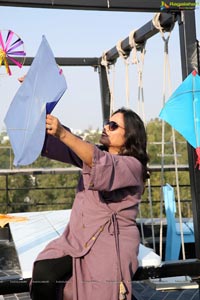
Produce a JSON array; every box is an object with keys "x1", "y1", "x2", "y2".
[{"x1": 0, "y1": 5, "x2": 200, "y2": 132}]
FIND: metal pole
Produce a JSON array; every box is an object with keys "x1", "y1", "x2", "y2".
[
  {"x1": 0, "y1": 0, "x2": 195, "y2": 12},
  {"x1": 178, "y1": 10, "x2": 200, "y2": 258},
  {"x1": 5, "y1": 174, "x2": 9, "y2": 212},
  {"x1": 98, "y1": 65, "x2": 111, "y2": 122},
  {"x1": 101, "y1": 13, "x2": 176, "y2": 63}
]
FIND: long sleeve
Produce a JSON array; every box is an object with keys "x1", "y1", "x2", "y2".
[
  {"x1": 41, "y1": 129, "x2": 83, "y2": 168},
  {"x1": 82, "y1": 146, "x2": 143, "y2": 192}
]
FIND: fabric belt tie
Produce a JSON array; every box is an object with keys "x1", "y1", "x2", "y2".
[{"x1": 108, "y1": 213, "x2": 127, "y2": 300}]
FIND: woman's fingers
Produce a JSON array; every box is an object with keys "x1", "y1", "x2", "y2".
[
  {"x1": 18, "y1": 75, "x2": 26, "y2": 83},
  {"x1": 46, "y1": 115, "x2": 61, "y2": 136}
]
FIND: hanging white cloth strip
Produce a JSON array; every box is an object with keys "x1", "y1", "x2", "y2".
[
  {"x1": 154, "y1": 12, "x2": 186, "y2": 260},
  {"x1": 129, "y1": 30, "x2": 146, "y2": 123},
  {"x1": 116, "y1": 40, "x2": 130, "y2": 107}
]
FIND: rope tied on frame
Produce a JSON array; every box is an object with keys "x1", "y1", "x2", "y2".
[
  {"x1": 129, "y1": 29, "x2": 146, "y2": 123},
  {"x1": 116, "y1": 40, "x2": 130, "y2": 107},
  {"x1": 152, "y1": 13, "x2": 174, "y2": 49},
  {"x1": 128, "y1": 29, "x2": 139, "y2": 65}
]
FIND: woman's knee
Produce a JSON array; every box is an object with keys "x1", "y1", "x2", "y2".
[
  {"x1": 32, "y1": 256, "x2": 72, "y2": 283},
  {"x1": 32, "y1": 260, "x2": 57, "y2": 282}
]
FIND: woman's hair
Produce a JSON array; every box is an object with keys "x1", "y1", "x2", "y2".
[{"x1": 113, "y1": 107, "x2": 149, "y2": 182}]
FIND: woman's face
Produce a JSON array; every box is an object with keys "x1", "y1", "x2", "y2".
[{"x1": 100, "y1": 112, "x2": 126, "y2": 154}]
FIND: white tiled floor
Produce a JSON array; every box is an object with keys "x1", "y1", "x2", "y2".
[{"x1": 9, "y1": 210, "x2": 72, "y2": 278}]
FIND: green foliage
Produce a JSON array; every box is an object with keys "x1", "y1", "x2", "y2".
[
  {"x1": 79, "y1": 127, "x2": 101, "y2": 143},
  {"x1": 146, "y1": 119, "x2": 188, "y2": 165},
  {"x1": 140, "y1": 119, "x2": 191, "y2": 219}
]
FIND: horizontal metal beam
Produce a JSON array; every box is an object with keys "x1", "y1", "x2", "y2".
[
  {"x1": 104, "y1": 12, "x2": 177, "y2": 63},
  {"x1": 133, "y1": 259, "x2": 200, "y2": 281},
  {"x1": 7, "y1": 57, "x2": 100, "y2": 67},
  {"x1": 0, "y1": 167, "x2": 81, "y2": 176},
  {"x1": 0, "y1": 259, "x2": 200, "y2": 294},
  {"x1": 0, "y1": 165, "x2": 189, "y2": 176},
  {"x1": 150, "y1": 164, "x2": 189, "y2": 172},
  {"x1": 0, "y1": 277, "x2": 31, "y2": 295},
  {"x1": 8, "y1": 13, "x2": 176, "y2": 68},
  {"x1": 0, "y1": 0, "x2": 195, "y2": 12}
]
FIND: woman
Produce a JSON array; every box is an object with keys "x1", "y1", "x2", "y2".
[{"x1": 31, "y1": 107, "x2": 149, "y2": 300}]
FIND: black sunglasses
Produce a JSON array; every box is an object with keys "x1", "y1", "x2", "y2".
[{"x1": 104, "y1": 120, "x2": 125, "y2": 131}]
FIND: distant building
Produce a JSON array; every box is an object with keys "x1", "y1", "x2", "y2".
[{"x1": 1, "y1": 134, "x2": 9, "y2": 144}]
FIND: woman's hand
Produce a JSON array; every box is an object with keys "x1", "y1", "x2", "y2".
[
  {"x1": 46, "y1": 114, "x2": 66, "y2": 140},
  {"x1": 18, "y1": 75, "x2": 26, "y2": 83}
]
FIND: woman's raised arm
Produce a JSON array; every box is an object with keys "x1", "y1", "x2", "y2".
[{"x1": 46, "y1": 114, "x2": 94, "y2": 168}]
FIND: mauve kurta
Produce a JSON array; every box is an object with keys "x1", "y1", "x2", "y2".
[{"x1": 35, "y1": 134, "x2": 144, "y2": 300}]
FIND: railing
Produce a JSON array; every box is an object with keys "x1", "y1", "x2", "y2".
[
  {"x1": 0, "y1": 164, "x2": 195, "y2": 259},
  {"x1": 0, "y1": 164, "x2": 192, "y2": 216},
  {"x1": 0, "y1": 167, "x2": 81, "y2": 212}
]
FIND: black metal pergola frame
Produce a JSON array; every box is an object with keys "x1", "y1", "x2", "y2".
[
  {"x1": 1, "y1": 0, "x2": 200, "y2": 292},
  {"x1": 0, "y1": 0, "x2": 196, "y2": 12}
]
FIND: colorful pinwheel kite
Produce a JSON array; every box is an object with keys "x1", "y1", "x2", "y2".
[{"x1": 0, "y1": 29, "x2": 26, "y2": 76}]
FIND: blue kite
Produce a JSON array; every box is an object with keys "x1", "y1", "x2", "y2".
[
  {"x1": 159, "y1": 70, "x2": 200, "y2": 168},
  {"x1": 4, "y1": 35, "x2": 67, "y2": 167}
]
